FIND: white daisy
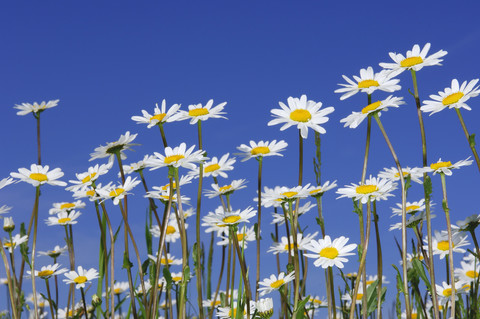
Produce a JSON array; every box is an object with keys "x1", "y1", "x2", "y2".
[
  {"x1": 379, "y1": 43, "x2": 448, "y2": 76},
  {"x1": 256, "y1": 298, "x2": 274, "y2": 317},
  {"x1": 341, "y1": 286, "x2": 364, "y2": 307},
  {"x1": 457, "y1": 214, "x2": 480, "y2": 232},
  {"x1": 89, "y1": 131, "x2": 138, "y2": 164},
  {"x1": 336, "y1": 175, "x2": 396, "y2": 204},
  {"x1": 149, "y1": 219, "x2": 185, "y2": 243},
  {"x1": 304, "y1": 235, "x2": 357, "y2": 269},
  {"x1": 96, "y1": 176, "x2": 141, "y2": 205},
  {"x1": 389, "y1": 211, "x2": 433, "y2": 231},
  {"x1": 46, "y1": 211, "x2": 82, "y2": 226},
  {"x1": 0, "y1": 177, "x2": 15, "y2": 190},
  {"x1": 217, "y1": 225, "x2": 256, "y2": 249},
  {"x1": 63, "y1": 266, "x2": 99, "y2": 289},
  {"x1": 10, "y1": 164, "x2": 66, "y2": 187},
  {"x1": 259, "y1": 184, "x2": 311, "y2": 207},
  {"x1": 391, "y1": 199, "x2": 428, "y2": 217},
  {"x1": 307, "y1": 180, "x2": 338, "y2": 198},
  {"x1": 107, "y1": 281, "x2": 130, "y2": 296},
  {"x1": 189, "y1": 153, "x2": 236, "y2": 179},
  {"x1": 3, "y1": 234, "x2": 28, "y2": 253},
  {"x1": 3, "y1": 217, "x2": 14, "y2": 232},
  {"x1": 131, "y1": 99, "x2": 182, "y2": 128},
  {"x1": 147, "y1": 143, "x2": 206, "y2": 170},
  {"x1": 38, "y1": 245, "x2": 68, "y2": 258},
  {"x1": 235, "y1": 140, "x2": 288, "y2": 162},
  {"x1": 202, "y1": 297, "x2": 222, "y2": 309},
  {"x1": 455, "y1": 260, "x2": 480, "y2": 284},
  {"x1": 177, "y1": 99, "x2": 227, "y2": 124},
  {"x1": 364, "y1": 275, "x2": 389, "y2": 286},
  {"x1": 135, "y1": 281, "x2": 153, "y2": 296},
  {"x1": 400, "y1": 308, "x2": 419, "y2": 319},
  {"x1": 72, "y1": 185, "x2": 102, "y2": 202},
  {"x1": 268, "y1": 94, "x2": 335, "y2": 139},
  {"x1": 204, "y1": 179, "x2": 247, "y2": 198},
  {"x1": 27, "y1": 263, "x2": 68, "y2": 279},
  {"x1": 14, "y1": 99, "x2": 59, "y2": 116},
  {"x1": 121, "y1": 154, "x2": 155, "y2": 175},
  {"x1": 340, "y1": 95, "x2": 405, "y2": 129},
  {"x1": 435, "y1": 281, "x2": 463, "y2": 305},
  {"x1": 148, "y1": 252, "x2": 182, "y2": 266},
  {"x1": 216, "y1": 301, "x2": 256, "y2": 319},
  {"x1": 424, "y1": 157, "x2": 473, "y2": 176},
  {"x1": 66, "y1": 162, "x2": 113, "y2": 192},
  {"x1": 308, "y1": 296, "x2": 327, "y2": 308},
  {"x1": 335, "y1": 67, "x2": 401, "y2": 100},
  {"x1": 258, "y1": 271, "x2": 295, "y2": 296},
  {"x1": 49, "y1": 200, "x2": 86, "y2": 215},
  {"x1": 202, "y1": 206, "x2": 257, "y2": 227},
  {"x1": 268, "y1": 232, "x2": 318, "y2": 256},
  {"x1": 270, "y1": 201, "x2": 316, "y2": 225},
  {"x1": 422, "y1": 79, "x2": 480, "y2": 115},
  {"x1": 425, "y1": 230, "x2": 469, "y2": 259},
  {"x1": 145, "y1": 188, "x2": 191, "y2": 206},
  {"x1": 378, "y1": 166, "x2": 423, "y2": 184}
]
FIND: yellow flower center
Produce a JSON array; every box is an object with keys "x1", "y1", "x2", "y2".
[
  {"x1": 58, "y1": 218, "x2": 72, "y2": 224},
  {"x1": 282, "y1": 191, "x2": 298, "y2": 198},
  {"x1": 309, "y1": 187, "x2": 322, "y2": 195},
  {"x1": 164, "y1": 154, "x2": 185, "y2": 164},
  {"x1": 4, "y1": 242, "x2": 14, "y2": 248},
  {"x1": 211, "y1": 300, "x2": 221, "y2": 307},
  {"x1": 161, "y1": 182, "x2": 176, "y2": 191},
  {"x1": 74, "y1": 276, "x2": 88, "y2": 284},
  {"x1": 38, "y1": 270, "x2": 54, "y2": 277},
  {"x1": 81, "y1": 173, "x2": 96, "y2": 184},
  {"x1": 114, "y1": 288, "x2": 122, "y2": 294},
  {"x1": 237, "y1": 234, "x2": 245, "y2": 241},
  {"x1": 172, "y1": 276, "x2": 182, "y2": 282},
  {"x1": 205, "y1": 163, "x2": 220, "y2": 173},
  {"x1": 219, "y1": 185, "x2": 232, "y2": 193},
  {"x1": 284, "y1": 243, "x2": 297, "y2": 251},
  {"x1": 60, "y1": 203, "x2": 75, "y2": 210},
  {"x1": 29, "y1": 173, "x2": 48, "y2": 182},
  {"x1": 251, "y1": 146, "x2": 270, "y2": 155},
  {"x1": 361, "y1": 101, "x2": 382, "y2": 114},
  {"x1": 320, "y1": 247, "x2": 339, "y2": 259},
  {"x1": 270, "y1": 279, "x2": 285, "y2": 289},
  {"x1": 150, "y1": 113, "x2": 167, "y2": 122},
  {"x1": 223, "y1": 215, "x2": 241, "y2": 224},
  {"x1": 442, "y1": 92, "x2": 464, "y2": 105},
  {"x1": 356, "y1": 185, "x2": 378, "y2": 194},
  {"x1": 437, "y1": 240, "x2": 453, "y2": 251},
  {"x1": 406, "y1": 205, "x2": 420, "y2": 212},
  {"x1": 356, "y1": 293, "x2": 364, "y2": 301},
  {"x1": 109, "y1": 188, "x2": 125, "y2": 197},
  {"x1": 313, "y1": 299, "x2": 323, "y2": 305},
  {"x1": 160, "y1": 258, "x2": 173, "y2": 264},
  {"x1": 412, "y1": 314, "x2": 418, "y2": 319},
  {"x1": 189, "y1": 108, "x2": 209, "y2": 117},
  {"x1": 430, "y1": 161, "x2": 452, "y2": 170},
  {"x1": 357, "y1": 79, "x2": 379, "y2": 89},
  {"x1": 467, "y1": 270, "x2": 479, "y2": 278},
  {"x1": 463, "y1": 283, "x2": 471, "y2": 290},
  {"x1": 400, "y1": 56, "x2": 424, "y2": 68},
  {"x1": 442, "y1": 288, "x2": 452, "y2": 297},
  {"x1": 366, "y1": 280, "x2": 375, "y2": 285},
  {"x1": 166, "y1": 226, "x2": 176, "y2": 235},
  {"x1": 289, "y1": 109, "x2": 311, "y2": 122},
  {"x1": 394, "y1": 172, "x2": 409, "y2": 178},
  {"x1": 86, "y1": 190, "x2": 96, "y2": 197},
  {"x1": 38, "y1": 302, "x2": 45, "y2": 307}
]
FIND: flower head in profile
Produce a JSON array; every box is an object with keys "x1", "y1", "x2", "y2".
[
  {"x1": 131, "y1": 99, "x2": 182, "y2": 128},
  {"x1": 335, "y1": 67, "x2": 401, "y2": 100},
  {"x1": 27, "y1": 263, "x2": 67, "y2": 280},
  {"x1": 11, "y1": 164, "x2": 66, "y2": 187},
  {"x1": 425, "y1": 157, "x2": 473, "y2": 176},
  {"x1": 96, "y1": 176, "x2": 141, "y2": 205},
  {"x1": 63, "y1": 266, "x2": 99, "y2": 289},
  {"x1": 336, "y1": 176, "x2": 397, "y2": 204},
  {"x1": 177, "y1": 99, "x2": 227, "y2": 124},
  {"x1": 147, "y1": 143, "x2": 206, "y2": 170},
  {"x1": 340, "y1": 95, "x2": 405, "y2": 129},
  {"x1": 256, "y1": 298, "x2": 274, "y2": 318},
  {"x1": 3, "y1": 234, "x2": 28, "y2": 253},
  {"x1": 258, "y1": 271, "x2": 295, "y2": 296},
  {"x1": 260, "y1": 185, "x2": 311, "y2": 206},
  {"x1": 378, "y1": 166, "x2": 423, "y2": 184},
  {"x1": 308, "y1": 296, "x2": 327, "y2": 308},
  {"x1": 307, "y1": 180, "x2": 338, "y2": 198},
  {"x1": 435, "y1": 281, "x2": 463, "y2": 305},
  {"x1": 457, "y1": 214, "x2": 480, "y2": 232},
  {"x1": 49, "y1": 200, "x2": 86, "y2": 215},
  {"x1": 270, "y1": 201, "x2": 316, "y2": 225},
  {"x1": 38, "y1": 245, "x2": 68, "y2": 258},
  {"x1": 389, "y1": 211, "x2": 433, "y2": 231},
  {"x1": 150, "y1": 219, "x2": 186, "y2": 243},
  {"x1": 14, "y1": 99, "x2": 59, "y2": 116},
  {"x1": 236, "y1": 140, "x2": 288, "y2": 162},
  {"x1": 46, "y1": 211, "x2": 82, "y2": 226},
  {"x1": 203, "y1": 206, "x2": 257, "y2": 227},
  {"x1": 391, "y1": 199, "x2": 427, "y2": 217},
  {"x1": 121, "y1": 155, "x2": 155, "y2": 176},
  {"x1": 455, "y1": 260, "x2": 480, "y2": 285},
  {"x1": 204, "y1": 179, "x2": 247, "y2": 198},
  {"x1": 89, "y1": 131, "x2": 138, "y2": 164},
  {"x1": 217, "y1": 301, "x2": 256, "y2": 319},
  {"x1": 304, "y1": 235, "x2": 357, "y2": 269},
  {"x1": 379, "y1": 43, "x2": 447, "y2": 76},
  {"x1": 67, "y1": 162, "x2": 113, "y2": 192},
  {"x1": 268, "y1": 94, "x2": 335, "y2": 139},
  {"x1": 189, "y1": 153, "x2": 235, "y2": 179},
  {"x1": 268, "y1": 232, "x2": 318, "y2": 256},
  {"x1": 341, "y1": 286, "x2": 364, "y2": 306},
  {"x1": 422, "y1": 79, "x2": 480, "y2": 115},
  {"x1": 148, "y1": 252, "x2": 182, "y2": 266},
  {"x1": 425, "y1": 230, "x2": 469, "y2": 259}
]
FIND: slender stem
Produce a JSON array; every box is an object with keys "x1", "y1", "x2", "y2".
[
  {"x1": 298, "y1": 129, "x2": 303, "y2": 186},
  {"x1": 455, "y1": 108, "x2": 480, "y2": 173},
  {"x1": 288, "y1": 201, "x2": 301, "y2": 316},
  {"x1": 195, "y1": 120, "x2": 205, "y2": 319},
  {"x1": 36, "y1": 114, "x2": 41, "y2": 165},
  {"x1": 31, "y1": 186, "x2": 41, "y2": 319},
  {"x1": 373, "y1": 202, "x2": 383, "y2": 319},
  {"x1": 255, "y1": 156, "x2": 263, "y2": 301},
  {"x1": 231, "y1": 226, "x2": 252, "y2": 318},
  {"x1": 0, "y1": 240, "x2": 18, "y2": 319},
  {"x1": 45, "y1": 279, "x2": 56, "y2": 319},
  {"x1": 158, "y1": 123, "x2": 168, "y2": 148},
  {"x1": 207, "y1": 245, "x2": 226, "y2": 319},
  {"x1": 80, "y1": 287, "x2": 89, "y2": 319}
]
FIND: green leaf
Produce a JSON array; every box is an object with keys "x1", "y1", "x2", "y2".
[
  {"x1": 353, "y1": 199, "x2": 362, "y2": 216},
  {"x1": 295, "y1": 295, "x2": 311, "y2": 319},
  {"x1": 412, "y1": 258, "x2": 431, "y2": 292},
  {"x1": 20, "y1": 223, "x2": 31, "y2": 267},
  {"x1": 122, "y1": 251, "x2": 133, "y2": 270},
  {"x1": 366, "y1": 280, "x2": 378, "y2": 315},
  {"x1": 163, "y1": 267, "x2": 173, "y2": 289},
  {"x1": 141, "y1": 258, "x2": 150, "y2": 275},
  {"x1": 392, "y1": 265, "x2": 405, "y2": 293},
  {"x1": 183, "y1": 266, "x2": 191, "y2": 282},
  {"x1": 145, "y1": 213, "x2": 153, "y2": 255},
  {"x1": 469, "y1": 133, "x2": 476, "y2": 148},
  {"x1": 192, "y1": 242, "x2": 199, "y2": 268}
]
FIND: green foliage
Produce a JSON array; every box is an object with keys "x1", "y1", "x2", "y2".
[
  {"x1": 122, "y1": 251, "x2": 133, "y2": 270},
  {"x1": 469, "y1": 133, "x2": 476, "y2": 148}
]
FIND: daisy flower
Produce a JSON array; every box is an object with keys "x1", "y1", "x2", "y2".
[
  {"x1": 457, "y1": 214, "x2": 480, "y2": 232},
  {"x1": 216, "y1": 301, "x2": 256, "y2": 319},
  {"x1": 147, "y1": 143, "x2": 206, "y2": 170},
  {"x1": 364, "y1": 275, "x2": 389, "y2": 286},
  {"x1": 3, "y1": 217, "x2": 14, "y2": 232},
  {"x1": 334, "y1": 66, "x2": 401, "y2": 100},
  {"x1": 341, "y1": 286, "x2": 364, "y2": 306},
  {"x1": 389, "y1": 211, "x2": 433, "y2": 231},
  {"x1": 425, "y1": 157, "x2": 473, "y2": 176},
  {"x1": 378, "y1": 166, "x2": 423, "y2": 184},
  {"x1": 259, "y1": 185, "x2": 311, "y2": 206},
  {"x1": 204, "y1": 179, "x2": 247, "y2": 198},
  {"x1": 189, "y1": 153, "x2": 236, "y2": 179},
  {"x1": 340, "y1": 95, "x2": 405, "y2": 129},
  {"x1": 268, "y1": 232, "x2": 318, "y2": 256},
  {"x1": 402, "y1": 252, "x2": 426, "y2": 270},
  {"x1": 391, "y1": 199, "x2": 427, "y2": 217},
  {"x1": 27, "y1": 263, "x2": 67, "y2": 279},
  {"x1": 38, "y1": 245, "x2": 68, "y2": 258},
  {"x1": 0, "y1": 205, "x2": 12, "y2": 215},
  {"x1": 72, "y1": 184, "x2": 103, "y2": 202},
  {"x1": 256, "y1": 298, "x2": 274, "y2": 317},
  {"x1": 203, "y1": 206, "x2": 257, "y2": 227},
  {"x1": 401, "y1": 308, "x2": 419, "y2": 319},
  {"x1": 270, "y1": 201, "x2": 316, "y2": 225},
  {"x1": 145, "y1": 189, "x2": 191, "y2": 206},
  {"x1": 235, "y1": 140, "x2": 288, "y2": 162},
  {"x1": 151, "y1": 175, "x2": 194, "y2": 193},
  {"x1": 150, "y1": 219, "x2": 186, "y2": 243},
  {"x1": 435, "y1": 281, "x2": 463, "y2": 305},
  {"x1": 14, "y1": 99, "x2": 59, "y2": 116},
  {"x1": 202, "y1": 297, "x2": 222, "y2": 309},
  {"x1": 308, "y1": 296, "x2": 327, "y2": 308},
  {"x1": 177, "y1": 99, "x2": 227, "y2": 124},
  {"x1": 148, "y1": 252, "x2": 183, "y2": 266},
  {"x1": 304, "y1": 235, "x2": 357, "y2": 269},
  {"x1": 202, "y1": 214, "x2": 229, "y2": 236},
  {"x1": 121, "y1": 154, "x2": 155, "y2": 175},
  {"x1": 63, "y1": 266, "x2": 99, "y2": 289},
  {"x1": 379, "y1": 43, "x2": 448, "y2": 76},
  {"x1": 96, "y1": 176, "x2": 141, "y2": 205},
  {"x1": 46, "y1": 211, "x2": 82, "y2": 226},
  {"x1": 135, "y1": 281, "x2": 153, "y2": 296},
  {"x1": 111, "y1": 281, "x2": 130, "y2": 296},
  {"x1": 217, "y1": 225, "x2": 256, "y2": 249},
  {"x1": 66, "y1": 162, "x2": 113, "y2": 191},
  {"x1": 425, "y1": 230, "x2": 469, "y2": 259},
  {"x1": 10, "y1": 164, "x2": 66, "y2": 187},
  {"x1": 131, "y1": 99, "x2": 182, "y2": 128},
  {"x1": 268, "y1": 94, "x2": 335, "y2": 139},
  {"x1": 455, "y1": 260, "x2": 480, "y2": 284},
  {"x1": 421, "y1": 79, "x2": 480, "y2": 115},
  {"x1": 89, "y1": 131, "x2": 138, "y2": 163},
  {"x1": 258, "y1": 271, "x2": 295, "y2": 296},
  {"x1": 307, "y1": 180, "x2": 338, "y2": 198},
  {"x1": 49, "y1": 200, "x2": 86, "y2": 215},
  {"x1": 3, "y1": 234, "x2": 28, "y2": 253},
  {"x1": 336, "y1": 175, "x2": 396, "y2": 204},
  {"x1": 0, "y1": 177, "x2": 14, "y2": 190}
]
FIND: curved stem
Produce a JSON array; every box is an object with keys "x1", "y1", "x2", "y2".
[{"x1": 455, "y1": 108, "x2": 480, "y2": 173}]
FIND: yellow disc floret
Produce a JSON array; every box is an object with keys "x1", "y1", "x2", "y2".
[
  {"x1": 270, "y1": 279, "x2": 285, "y2": 289},
  {"x1": 357, "y1": 79, "x2": 379, "y2": 89},
  {"x1": 164, "y1": 155, "x2": 185, "y2": 165},
  {"x1": 430, "y1": 161, "x2": 452, "y2": 171},
  {"x1": 223, "y1": 215, "x2": 241, "y2": 224},
  {"x1": 442, "y1": 92, "x2": 464, "y2": 106},
  {"x1": 150, "y1": 113, "x2": 167, "y2": 122},
  {"x1": 74, "y1": 276, "x2": 88, "y2": 285},
  {"x1": 251, "y1": 146, "x2": 270, "y2": 155},
  {"x1": 319, "y1": 247, "x2": 339, "y2": 259},
  {"x1": 361, "y1": 101, "x2": 382, "y2": 114},
  {"x1": 189, "y1": 108, "x2": 209, "y2": 117},
  {"x1": 400, "y1": 56, "x2": 423, "y2": 68},
  {"x1": 290, "y1": 109, "x2": 311, "y2": 122},
  {"x1": 355, "y1": 185, "x2": 378, "y2": 194},
  {"x1": 29, "y1": 173, "x2": 48, "y2": 182},
  {"x1": 204, "y1": 163, "x2": 220, "y2": 173}
]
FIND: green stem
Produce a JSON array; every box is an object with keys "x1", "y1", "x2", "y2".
[
  {"x1": 36, "y1": 114, "x2": 41, "y2": 165},
  {"x1": 45, "y1": 279, "x2": 56, "y2": 319},
  {"x1": 80, "y1": 287, "x2": 89, "y2": 319},
  {"x1": 455, "y1": 108, "x2": 480, "y2": 173},
  {"x1": 158, "y1": 123, "x2": 168, "y2": 148},
  {"x1": 196, "y1": 120, "x2": 205, "y2": 319},
  {"x1": 255, "y1": 156, "x2": 263, "y2": 302},
  {"x1": 31, "y1": 186, "x2": 41, "y2": 318},
  {"x1": 373, "y1": 202, "x2": 383, "y2": 319},
  {"x1": 231, "y1": 226, "x2": 252, "y2": 319}
]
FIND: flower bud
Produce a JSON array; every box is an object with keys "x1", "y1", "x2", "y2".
[
  {"x1": 91, "y1": 294, "x2": 102, "y2": 307},
  {"x1": 3, "y1": 217, "x2": 14, "y2": 233},
  {"x1": 256, "y1": 298, "x2": 274, "y2": 318}
]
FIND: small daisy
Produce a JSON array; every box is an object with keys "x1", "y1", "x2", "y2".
[
  {"x1": 27, "y1": 263, "x2": 68, "y2": 279},
  {"x1": 121, "y1": 154, "x2": 155, "y2": 175},
  {"x1": 217, "y1": 225, "x2": 256, "y2": 249},
  {"x1": 400, "y1": 308, "x2": 419, "y2": 319},
  {"x1": 271, "y1": 201, "x2": 316, "y2": 225},
  {"x1": 340, "y1": 95, "x2": 405, "y2": 129},
  {"x1": 389, "y1": 211, "x2": 433, "y2": 231},
  {"x1": 14, "y1": 99, "x2": 59, "y2": 116},
  {"x1": 0, "y1": 205, "x2": 12, "y2": 215},
  {"x1": 258, "y1": 271, "x2": 296, "y2": 296},
  {"x1": 402, "y1": 252, "x2": 425, "y2": 270},
  {"x1": 111, "y1": 281, "x2": 130, "y2": 296},
  {"x1": 341, "y1": 286, "x2": 364, "y2": 306},
  {"x1": 424, "y1": 157, "x2": 473, "y2": 176},
  {"x1": 268, "y1": 94, "x2": 335, "y2": 139},
  {"x1": 457, "y1": 214, "x2": 480, "y2": 232},
  {"x1": 150, "y1": 219, "x2": 186, "y2": 243},
  {"x1": 145, "y1": 189, "x2": 191, "y2": 206},
  {"x1": 203, "y1": 206, "x2": 257, "y2": 227},
  {"x1": 10, "y1": 164, "x2": 66, "y2": 187},
  {"x1": 435, "y1": 281, "x2": 463, "y2": 305},
  {"x1": 0, "y1": 177, "x2": 15, "y2": 190},
  {"x1": 379, "y1": 43, "x2": 447, "y2": 76},
  {"x1": 391, "y1": 199, "x2": 427, "y2": 217},
  {"x1": 46, "y1": 211, "x2": 82, "y2": 226},
  {"x1": 131, "y1": 99, "x2": 182, "y2": 128},
  {"x1": 260, "y1": 185, "x2": 311, "y2": 206},
  {"x1": 72, "y1": 184, "x2": 103, "y2": 202},
  {"x1": 38, "y1": 245, "x2": 68, "y2": 258},
  {"x1": 235, "y1": 140, "x2": 288, "y2": 162},
  {"x1": 364, "y1": 275, "x2": 389, "y2": 286},
  {"x1": 256, "y1": 298, "x2": 274, "y2": 317},
  {"x1": 177, "y1": 99, "x2": 227, "y2": 124},
  {"x1": 148, "y1": 252, "x2": 182, "y2": 266},
  {"x1": 63, "y1": 266, "x2": 99, "y2": 289},
  {"x1": 455, "y1": 260, "x2": 480, "y2": 284},
  {"x1": 66, "y1": 162, "x2": 113, "y2": 191},
  {"x1": 3, "y1": 234, "x2": 28, "y2": 253},
  {"x1": 307, "y1": 180, "x2": 338, "y2": 198},
  {"x1": 216, "y1": 301, "x2": 256, "y2": 319},
  {"x1": 422, "y1": 79, "x2": 480, "y2": 115},
  {"x1": 147, "y1": 143, "x2": 206, "y2": 170},
  {"x1": 151, "y1": 175, "x2": 194, "y2": 193},
  {"x1": 425, "y1": 230, "x2": 469, "y2": 259},
  {"x1": 304, "y1": 235, "x2": 357, "y2": 269},
  {"x1": 89, "y1": 131, "x2": 138, "y2": 164},
  {"x1": 135, "y1": 281, "x2": 153, "y2": 296},
  {"x1": 49, "y1": 200, "x2": 86, "y2": 215},
  {"x1": 189, "y1": 153, "x2": 236, "y2": 179},
  {"x1": 378, "y1": 166, "x2": 423, "y2": 184},
  {"x1": 308, "y1": 296, "x2": 327, "y2": 308},
  {"x1": 202, "y1": 214, "x2": 229, "y2": 236},
  {"x1": 204, "y1": 179, "x2": 247, "y2": 198},
  {"x1": 336, "y1": 176, "x2": 396, "y2": 204},
  {"x1": 96, "y1": 176, "x2": 141, "y2": 205},
  {"x1": 268, "y1": 232, "x2": 318, "y2": 256},
  {"x1": 335, "y1": 67, "x2": 401, "y2": 100},
  {"x1": 202, "y1": 297, "x2": 222, "y2": 309}
]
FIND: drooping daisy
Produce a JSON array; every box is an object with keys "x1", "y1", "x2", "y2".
[
  {"x1": 27, "y1": 263, "x2": 67, "y2": 279},
  {"x1": 96, "y1": 176, "x2": 141, "y2": 205},
  {"x1": 391, "y1": 199, "x2": 427, "y2": 217},
  {"x1": 421, "y1": 79, "x2": 480, "y2": 115},
  {"x1": 235, "y1": 140, "x2": 288, "y2": 162},
  {"x1": 270, "y1": 201, "x2": 316, "y2": 225},
  {"x1": 256, "y1": 298, "x2": 274, "y2": 317},
  {"x1": 46, "y1": 211, "x2": 82, "y2": 227},
  {"x1": 268, "y1": 232, "x2": 318, "y2": 256},
  {"x1": 217, "y1": 225, "x2": 256, "y2": 249},
  {"x1": 121, "y1": 154, "x2": 155, "y2": 175},
  {"x1": 147, "y1": 143, "x2": 206, "y2": 170},
  {"x1": 455, "y1": 260, "x2": 480, "y2": 284},
  {"x1": 457, "y1": 214, "x2": 480, "y2": 232},
  {"x1": 49, "y1": 200, "x2": 86, "y2": 215},
  {"x1": 389, "y1": 211, "x2": 433, "y2": 231},
  {"x1": 89, "y1": 131, "x2": 138, "y2": 164},
  {"x1": 189, "y1": 153, "x2": 236, "y2": 179},
  {"x1": 131, "y1": 99, "x2": 182, "y2": 128},
  {"x1": 340, "y1": 95, "x2": 405, "y2": 129},
  {"x1": 148, "y1": 252, "x2": 183, "y2": 266},
  {"x1": 378, "y1": 166, "x2": 423, "y2": 184},
  {"x1": 204, "y1": 179, "x2": 247, "y2": 198},
  {"x1": 10, "y1": 164, "x2": 66, "y2": 187},
  {"x1": 63, "y1": 266, "x2": 99, "y2": 289},
  {"x1": 66, "y1": 162, "x2": 113, "y2": 191},
  {"x1": 336, "y1": 175, "x2": 396, "y2": 204},
  {"x1": 258, "y1": 271, "x2": 295, "y2": 296},
  {"x1": 335, "y1": 67, "x2": 401, "y2": 100},
  {"x1": 203, "y1": 206, "x2": 257, "y2": 227},
  {"x1": 304, "y1": 235, "x2": 357, "y2": 269},
  {"x1": 38, "y1": 245, "x2": 68, "y2": 258},
  {"x1": 3, "y1": 234, "x2": 28, "y2": 253},
  {"x1": 307, "y1": 180, "x2": 338, "y2": 198},
  {"x1": 425, "y1": 230, "x2": 469, "y2": 259},
  {"x1": 268, "y1": 95, "x2": 335, "y2": 139},
  {"x1": 177, "y1": 99, "x2": 227, "y2": 124},
  {"x1": 425, "y1": 157, "x2": 473, "y2": 176},
  {"x1": 0, "y1": 177, "x2": 14, "y2": 190},
  {"x1": 379, "y1": 43, "x2": 448, "y2": 76},
  {"x1": 14, "y1": 99, "x2": 60, "y2": 116}
]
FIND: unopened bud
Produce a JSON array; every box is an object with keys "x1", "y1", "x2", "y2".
[
  {"x1": 3, "y1": 217, "x2": 14, "y2": 233},
  {"x1": 91, "y1": 294, "x2": 102, "y2": 307}
]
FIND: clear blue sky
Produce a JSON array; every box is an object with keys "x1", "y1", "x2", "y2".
[{"x1": 1, "y1": 0, "x2": 480, "y2": 315}]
